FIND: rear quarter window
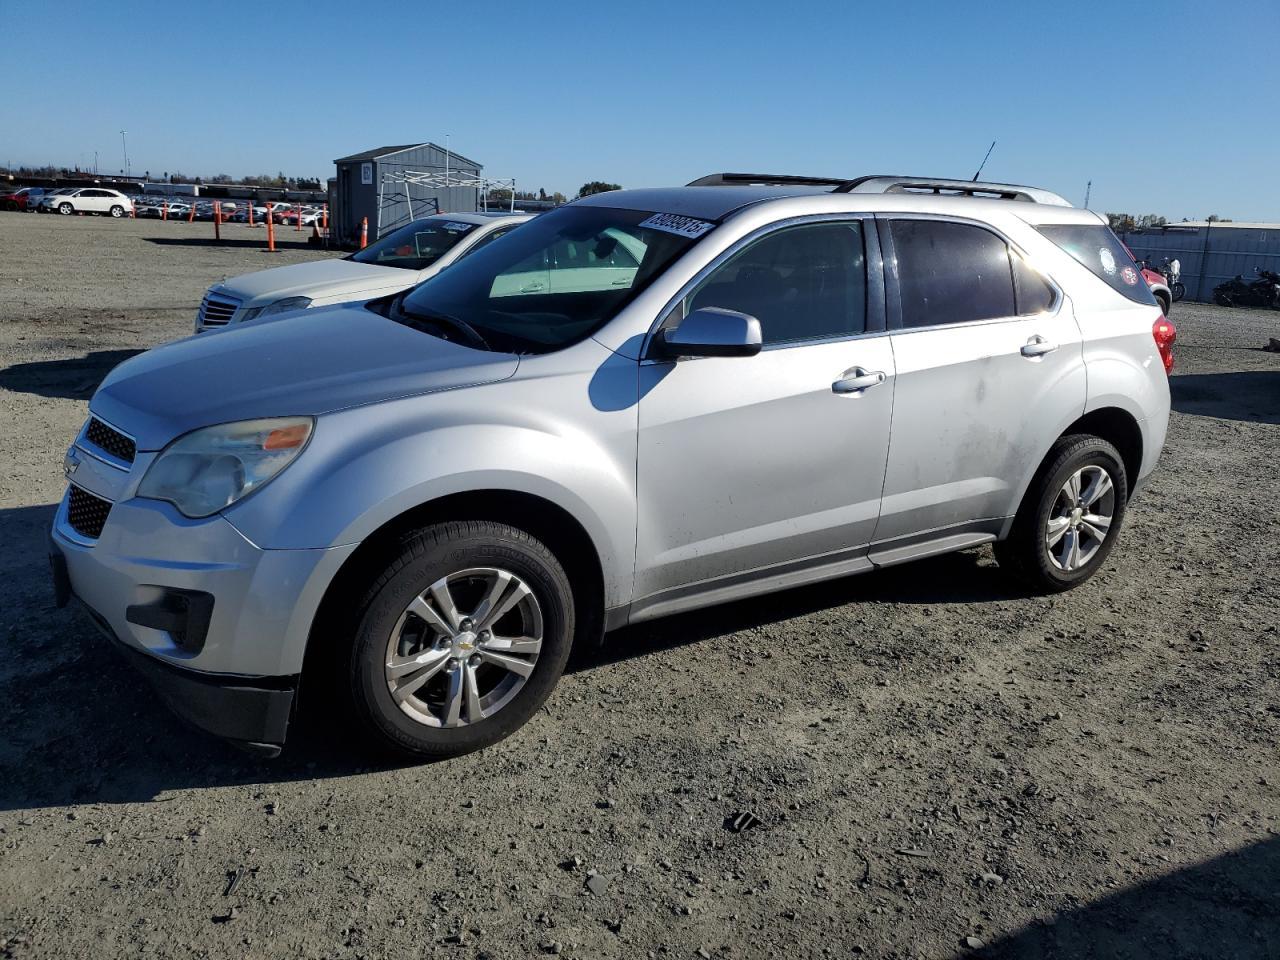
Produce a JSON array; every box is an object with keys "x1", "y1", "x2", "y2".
[{"x1": 1036, "y1": 224, "x2": 1157, "y2": 306}]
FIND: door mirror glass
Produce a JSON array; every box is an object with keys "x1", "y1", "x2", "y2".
[{"x1": 658, "y1": 307, "x2": 762, "y2": 358}]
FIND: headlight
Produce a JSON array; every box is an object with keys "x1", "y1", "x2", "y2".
[
  {"x1": 137, "y1": 417, "x2": 313, "y2": 518},
  {"x1": 246, "y1": 296, "x2": 313, "y2": 322}
]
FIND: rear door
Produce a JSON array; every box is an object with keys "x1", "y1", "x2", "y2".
[{"x1": 873, "y1": 216, "x2": 1085, "y2": 554}]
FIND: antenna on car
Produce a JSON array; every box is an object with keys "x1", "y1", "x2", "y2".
[{"x1": 972, "y1": 140, "x2": 996, "y2": 181}]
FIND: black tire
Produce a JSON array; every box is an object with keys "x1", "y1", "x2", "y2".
[
  {"x1": 1213, "y1": 291, "x2": 1232, "y2": 307},
  {"x1": 344, "y1": 520, "x2": 574, "y2": 759},
  {"x1": 993, "y1": 434, "x2": 1128, "y2": 593},
  {"x1": 1, "y1": 200, "x2": 16, "y2": 211},
  {"x1": 1155, "y1": 292, "x2": 1171, "y2": 316},
  {"x1": 1171, "y1": 281, "x2": 1185, "y2": 302},
  {"x1": 58, "y1": 202, "x2": 73, "y2": 216},
  {"x1": 109, "y1": 205, "x2": 124, "y2": 218}
]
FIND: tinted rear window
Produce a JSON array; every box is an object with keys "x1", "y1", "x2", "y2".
[
  {"x1": 891, "y1": 219, "x2": 1016, "y2": 328},
  {"x1": 1035, "y1": 224, "x2": 1157, "y2": 305}
]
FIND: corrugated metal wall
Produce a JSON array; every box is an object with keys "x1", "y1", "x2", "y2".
[
  {"x1": 1119, "y1": 224, "x2": 1280, "y2": 302},
  {"x1": 333, "y1": 144, "x2": 482, "y2": 244}
]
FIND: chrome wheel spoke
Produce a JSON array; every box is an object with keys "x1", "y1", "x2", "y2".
[
  {"x1": 1065, "y1": 470, "x2": 1083, "y2": 506},
  {"x1": 476, "y1": 579, "x2": 532, "y2": 633},
  {"x1": 1046, "y1": 515, "x2": 1071, "y2": 547},
  {"x1": 408, "y1": 594, "x2": 455, "y2": 638},
  {"x1": 469, "y1": 570, "x2": 513, "y2": 627},
  {"x1": 478, "y1": 648, "x2": 535, "y2": 678},
  {"x1": 480, "y1": 635, "x2": 542, "y2": 655},
  {"x1": 1079, "y1": 518, "x2": 1110, "y2": 543},
  {"x1": 442, "y1": 664, "x2": 465, "y2": 726},
  {"x1": 428, "y1": 577, "x2": 462, "y2": 632},
  {"x1": 464, "y1": 662, "x2": 484, "y2": 723},
  {"x1": 1080, "y1": 470, "x2": 1113, "y2": 507},
  {"x1": 1061, "y1": 529, "x2": 1081, "y2": 570},
  {"x1": 390, "y1": 651, "x2": 451, "y2": 702}
]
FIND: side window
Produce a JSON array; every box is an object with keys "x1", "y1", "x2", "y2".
[
  {"x1": 1012, "y1": 254, "x2": 1056, "y2": 315},
  {"x1": 458, "y1": 225, "x2": 516, "y2": 259},
  {"x1": 684, "y1": 221, "x2": 867, "y2": 345},
  {"x1": 890, "y1": 219, "x2": 1016, "y2": 328}
]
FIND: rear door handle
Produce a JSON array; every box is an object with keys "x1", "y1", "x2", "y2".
[
  {"x1": 832, "y1": 367, "x2": 887, "y2": 395},
  {"x1": 1020, "y1": 335, "x2": 1058, "y2": 358}
]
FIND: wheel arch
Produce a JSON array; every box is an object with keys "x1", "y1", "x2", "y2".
[{"x1": 301, "y1": 489, "x2": 608, "y2": 690}]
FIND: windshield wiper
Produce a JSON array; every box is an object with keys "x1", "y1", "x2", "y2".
[{"x1": 395, "y1": 296, "x2": 491, "y2": 351}]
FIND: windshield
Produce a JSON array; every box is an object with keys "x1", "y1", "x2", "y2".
[
  {"x1": 352, "y1": 217, "x2": 479, "y2": 271},
  {"x1": 395, "y1": 205, "x2": 712, "y2": 354}
]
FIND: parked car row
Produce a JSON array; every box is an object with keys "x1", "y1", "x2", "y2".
[{"x1": 0, "y1": 186, "x2": 327, "y2": 225}]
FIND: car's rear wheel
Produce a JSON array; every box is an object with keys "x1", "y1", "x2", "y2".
[
  {"x1": 58, "y1": 202, "x2": 73, "y2": 215},
  {"x1": 344, "y1": 520, "x2": 574, "y2": 759},
  {"x1": 994, "y1": 434, "x2": 1128, "y2": 592},
  {"x1": 109, "y1": 205, "x2": 124, "y2": 218},
  {"x1": 1155, "y1": 292, "x2": 1171, "y2": 316}
]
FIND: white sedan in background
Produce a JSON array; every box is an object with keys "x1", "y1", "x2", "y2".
[
  {"x1": 195, "y1": 211, "x2": 533, "y2": 332},
  {"x1": 45, "y1": 187, "x2": 134, "y2": 217}
]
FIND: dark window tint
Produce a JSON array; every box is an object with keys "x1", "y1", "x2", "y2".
[
  {"x1": 1035, "y1": 223, "x2": 1157, "y2": 306},
  {"x1": 1012, "y1": 255, "x2": 1056, "y2": 314},
  {"x1": 686, "y1": 221, "x2": 866, "y2": 345},
  {"x1": 457, "y1": 224, "x2": 518, "y2": 259},
  {"x1": 891, "y1": 220, "x2": 1016, "y2": 327}
]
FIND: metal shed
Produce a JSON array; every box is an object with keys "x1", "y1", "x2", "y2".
[
  {"x1": 331, "y1": 143, "x2": 483, "y2": 245},
  {"x1": 1119, "y1": 221, "x2": 1280, "y2": 303}
]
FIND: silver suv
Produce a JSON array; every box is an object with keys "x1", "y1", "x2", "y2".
[{"x1": 50, "y1": 174, "x2": 1176, "y2": 758}]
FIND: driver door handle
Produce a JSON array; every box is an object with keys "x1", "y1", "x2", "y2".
[
  {"x1": 1021, "y1": 335, "x2": 1058, "y2": 358},
  {"x1": 832, "y1": 367, "x2": 887, "y2": 395}
]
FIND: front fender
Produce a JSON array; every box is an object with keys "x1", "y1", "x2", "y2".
[{"x1": 223, "y1": 380, "x2": 639, "y2": 610}]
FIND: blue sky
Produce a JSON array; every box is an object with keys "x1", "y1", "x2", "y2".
[{"x1": 3, "y1": 0, "x2": 1277, "y2": 220}]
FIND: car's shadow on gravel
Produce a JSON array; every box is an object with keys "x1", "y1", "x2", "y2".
[
  {"x1": 573, "y1": 548, "x2": 1022, "y2": 673},
  {"x1": 963, "y1": 834, "x2": 1280, "y2": 959},
  {"x1": 1170, "y1": 370, "x2": 1280, "y2": 424},
  {"x1": 0, "y1": 349, "x2": 144, "y2": 400}
]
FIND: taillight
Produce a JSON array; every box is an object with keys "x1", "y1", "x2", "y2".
[{"x1": 1152, "y1": 316, "x2": 1177, "y2": 374}]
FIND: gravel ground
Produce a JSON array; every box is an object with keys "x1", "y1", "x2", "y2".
[{"x1": 0, "y1": 212, "x2": 1277, "y2": 960}]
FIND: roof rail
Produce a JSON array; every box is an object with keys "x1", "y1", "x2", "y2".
[
  {"x1": 687, "y1": 172, "x2": 849, "y2": 188},
  {"x1": 834, "y1": 175, "x2": 1072, "y2": 206}
]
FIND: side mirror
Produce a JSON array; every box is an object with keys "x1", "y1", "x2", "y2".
[{"x1": 657, "y1": 307, "x2": 762, "y2": 359}]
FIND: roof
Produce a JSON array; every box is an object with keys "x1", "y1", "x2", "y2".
[
  {"x1": 333, "y1": 142, "x2": 483, "y2": 169},
  {"x1": 574, "y1": 184, "x2": 1102, "y2": 225},
  {"x1": 419, "y1": 211, "x2": 532, "y2": 225}
]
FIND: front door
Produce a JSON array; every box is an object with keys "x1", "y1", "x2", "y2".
[
  {"x1": 872, "y1": 216, "x2": 1087, "y2": 550},
  {"x1": 634, "y1": 218, "x2": 895, "y2": 610}
]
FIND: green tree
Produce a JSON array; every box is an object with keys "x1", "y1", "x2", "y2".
[{"x1": 578, "y1": 181, "x2": 622, "y2": 197}]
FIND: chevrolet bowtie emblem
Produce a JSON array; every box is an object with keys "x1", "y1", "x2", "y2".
[{"x1": 64, "y1": 450, "x2": 80, "y2": 478}]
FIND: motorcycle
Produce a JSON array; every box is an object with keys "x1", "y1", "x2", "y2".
[
  {"x1": 1213, "y1": 267, "x2": 1280, "y2": 309},
  {"x1": 1159, "y1": 258, "x2": 1186, "y2": 303}
]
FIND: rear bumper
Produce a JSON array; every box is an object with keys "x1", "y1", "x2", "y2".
[{"x1": 52, "y1": 540, "x2": 294, "y2": 756}]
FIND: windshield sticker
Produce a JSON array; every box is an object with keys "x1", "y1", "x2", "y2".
[
  {"x1": 1121, "y1": 265, "x2": 1139, "y2": 286},
  {"x1": 1098, "y1": 247, "x2": 1117, "y2": 276},
  {"x1": 639, "y1": 213, "x2": 716, "y2": 238},
  {"x1": 441, "y1": 221, "x2": 473, "y2": 232}
]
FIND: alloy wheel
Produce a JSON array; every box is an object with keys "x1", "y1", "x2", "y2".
[
  {"x1": 383, "y1": 567, "x2": 543, "y2": 728},
  {"x1": 1045, "y1": 465, "x2": 1115, "y2": 572}
]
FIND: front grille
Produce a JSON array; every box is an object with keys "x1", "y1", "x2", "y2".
[
  {"x1": 198, "y1": 290, "x2": 241, "y2": 327},
  {"x1": 85, "y1": 417, "x2": 136, "y2": 463},
  {"x1": 67, "y1": 485, "x2": 112, "y2": 539}
]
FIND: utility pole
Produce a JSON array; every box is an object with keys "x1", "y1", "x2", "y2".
[
  {"x1": 1083, "y1": 180, "x2": 1092, "y2": 209},
  {"x1": 120, "y1": 130, "x2": 129, "y2": 179},
  {"x1": 94, "y1": 151, "x2": 99, "y2": 175}
]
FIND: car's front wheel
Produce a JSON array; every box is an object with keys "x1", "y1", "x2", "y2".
[
  {"x1": 345, "y1": 520, "x2": 574, "y2": 759},
  {"x1": 994, "y1": 434, "x2": 1128, "y2": 592},
  {"x1": 109, "y1": 205, "x2": 125, "y2": 218},
  {"x1": 58, "y1": 202, "x2": 73, "y2": 215}
]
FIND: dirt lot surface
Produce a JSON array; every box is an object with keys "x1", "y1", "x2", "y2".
[{"x1": 1, "y1": 213, "x2": 1277, "y2": 959}]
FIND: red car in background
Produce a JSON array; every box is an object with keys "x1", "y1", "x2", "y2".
[
  {"x1": 1122, "y1": 244, "x2": 1173, "y2": 316},
  {"x1": 0, "y1": 186, "x2": 46, "y2": 211}
]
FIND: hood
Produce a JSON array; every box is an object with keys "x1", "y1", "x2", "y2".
[
  {"x1": 91, "y1": 305, "x2": 519, "y2": 450},
  {"x1": 219, "y1": 258, "x2": 415, "y2": 303}
]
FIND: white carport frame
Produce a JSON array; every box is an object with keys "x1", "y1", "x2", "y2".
[{"x1": 376, "y1": 170, "x2": 518, "y2": 237}]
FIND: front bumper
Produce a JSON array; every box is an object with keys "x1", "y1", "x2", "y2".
[{"x1": 50, "y1": 488, "x2": 356, "y2": 753}]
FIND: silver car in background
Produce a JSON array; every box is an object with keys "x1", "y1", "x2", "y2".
[
  {"x1": 52, "y1": 174, "x2": 1174, "y2": 758},
  {"x1": 194, "y1": 211, "x2": 533, "y2": 331}
]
